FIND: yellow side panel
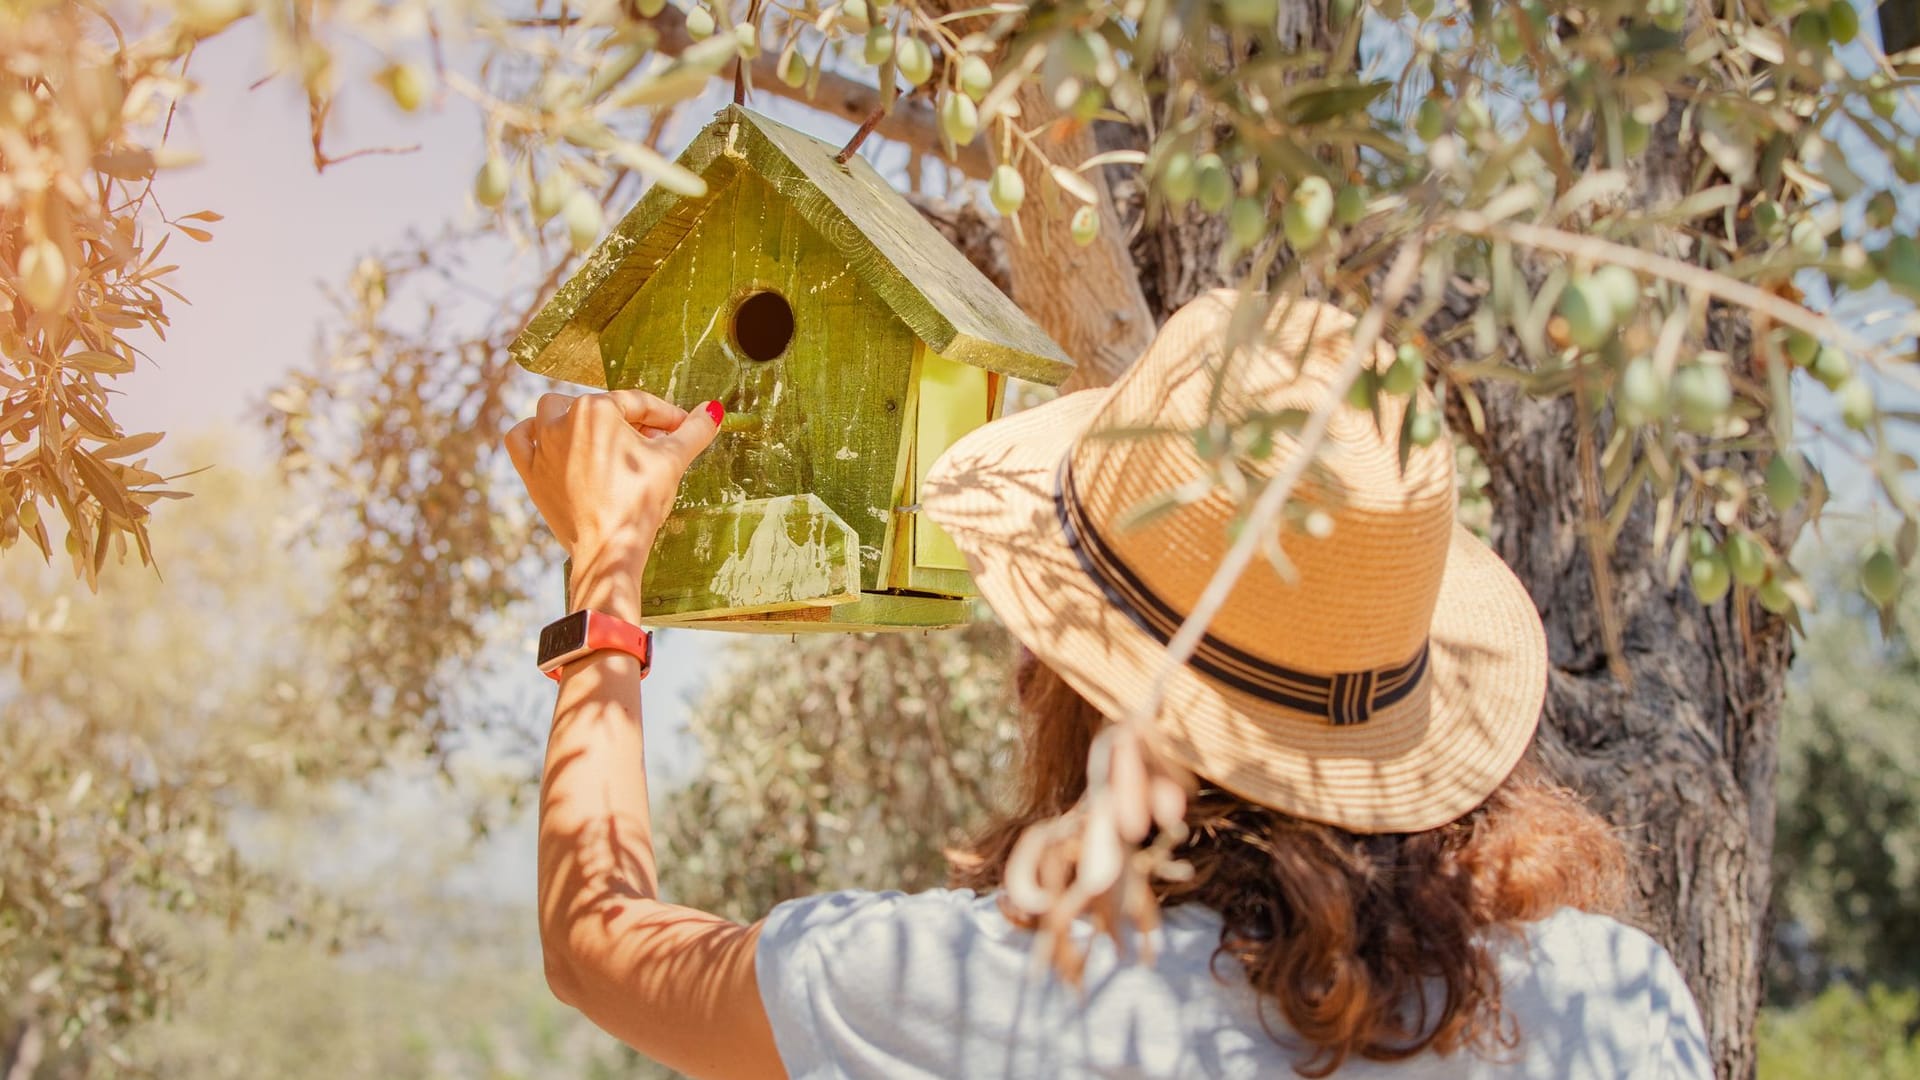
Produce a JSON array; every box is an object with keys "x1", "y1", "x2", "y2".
[{"x1": 915, "y1": 348, "x2": 989, "y2": 571}]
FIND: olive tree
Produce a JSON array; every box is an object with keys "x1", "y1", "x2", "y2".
[{"x1": 7, "y1": 1, "x2": 1920, "y2": 1074}]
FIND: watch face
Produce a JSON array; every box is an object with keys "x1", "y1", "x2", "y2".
[{"x1": 538, "y1": 611, "x2": 591, "y2": 667}]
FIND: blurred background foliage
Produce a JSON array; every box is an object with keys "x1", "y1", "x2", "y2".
[{"x1": 9, "y1": 519, "x2": 1920, "y2": 1075}]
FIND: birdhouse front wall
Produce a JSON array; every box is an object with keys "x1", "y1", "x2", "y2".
[{"x1": 595, "y1": 170, "x2": 919, "y2": 603}]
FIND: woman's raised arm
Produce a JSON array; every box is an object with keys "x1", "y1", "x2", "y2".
[{"x1": 504, "y1": 391, "x2": 785, "y2": 1080}]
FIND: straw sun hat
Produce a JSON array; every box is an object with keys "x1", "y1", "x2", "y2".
[{"x1": 921, "y1": 290, "x2": 1548, "y2": 834}]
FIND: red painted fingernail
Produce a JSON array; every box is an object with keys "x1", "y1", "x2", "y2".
[{"x1": 704, "y1": 400, "x2": 725, "y2": 425}]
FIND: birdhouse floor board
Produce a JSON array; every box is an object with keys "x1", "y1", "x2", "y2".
[
  {"x1": 640, "y1": 494, "x2": 860, "y2": 620},
  {"x1": 646, "y1": 592, "x2": 974, "y2": 634}
]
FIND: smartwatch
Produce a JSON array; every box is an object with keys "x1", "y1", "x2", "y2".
[{"x1": 537, "y1": 610, "x2": 652, "y2": 680}]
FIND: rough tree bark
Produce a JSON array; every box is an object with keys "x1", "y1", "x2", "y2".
[
  {"x1": 910, "y1": 5, "x2": 1783, "y2": 1077},
  {"x1": 1463, "y1": 363, "x2": 1788, "y2": 1080}
]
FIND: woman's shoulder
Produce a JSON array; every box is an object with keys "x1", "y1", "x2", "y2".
[
  {"x1": 758, "y1": 886, "x2": 1010, "y2": 952},
  {"x1": 1489, "y1": 908, "x2": 1712, "y2": 1077},
  {"x1": 1506, "y1": 908, "x2": 1685, "y2": 977}
]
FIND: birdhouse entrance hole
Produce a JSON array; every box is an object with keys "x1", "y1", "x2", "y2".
[{"x1": 732, "y1": 289, "x2": 795, "y2": 362}]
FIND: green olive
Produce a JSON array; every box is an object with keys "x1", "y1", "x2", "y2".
[
  {"x1": 1383, "y1": 344, "x2": 1423, "y2": 396},
  {"x1": 1335, "y1": 185, "x2": 1366, "y2": 227},
  {"x1": 1228, "y1": 197, "x2": 1267, "y2": 250},
  {"x1": 1158, "y1": 150, "x2": 1196, "y2": 206},
  {"x1": 1689, "y1": 526, "x2": 1718, "y2": 562},
  {"x1": 18, "y1": 238, "x2": 65, "y2": 311},
  {"x1": 1222, "y1": 0, "x2": 1279, "y2": 27},
  {"x1": 1195, "y1": 154, "x2": 1232, "y2": 214},
  {"x1": 1791, "y1": 12, "x2": 1829, "y2": 51},
  {"x1": 563, "y1": 191, "x2": 603, "y2": 254},
  {"x1": 1868, "y1": 74, "x2": 1898, "y2": 121},
  {"x1": 532, "y1": 170, "x2": 575, "y2": 225},
  {"x1": 1861, "y1": 542, "x2": 1902, "y2": 607},
  {"x1": 779, "y1": 49, "x2": 810, "y2": 88},
  {"x1": 1558, "y1": 278, "x2": 1618, "y2": 351},
  {"x1": 1809, "y1": 346, "x2": 1852, "y2": 390},
  {"x1": 1790, "y1": 219, "x2": 1827, "y2": 260},
  {"x1": 1690, "y1": 549, "x2": 1732, "y2": 605},
  {"x1": 1895, "y1": 145, "x2": 1920, "y2": 185},
  {"x1": 1070, "y1": 205, "x2": 1099, "y2": 247},
  {"x1": 1839, "y1": 376, "x2": 1874, "y2": 431},
  {"x1": 863, "y1": 25, "x2": 893, "y2": 65},
  {"x1": 1621, "y1": 116, "x2": 1650, "y2": 158},
  {"x1": 1726, "y1": 532, "x2": 1769, "y2": 587},
  {"x1": 1764, "y1": 454, "x2": 1803, "y2": 510},
  {"x1": 473, "y1": 156, "x2": 510, "y2": 209},
  {"x1": 1414, "y1": 98, "x2": 1446, "y2": 142},
  {"x1": 1345, "y1": 369, "x2": 1379, "y2": 412},
  {"x1": 1408, "y1": 407, "x2": 1442, "y2": 447},
  {"x1": 1828, "y1": 0, "x2": 1859, "y2": 44},
  {"x1": 382, "y1": 64, "x2": 428, "y2": 113},
  {"x1": 1617, "y1": 356, "x2": 1666, "y2": 426},
  {"x1": 1785, "y1": 329, "x2": 1819, "y2": 366},
  {"x1": 941, "y1": 92, "x2": 979, "y2": 145},
  {"x1": 1592, "y1": 265, "x2": 1642, "y2": 323},
  {"x1": 1867, "y1": 190, "x2": 1898, "y2": 231},
  {"x1": 896, "y1": 37, "x2": 934, "y2": 86},
  {"x1": 1493, "y1": 21, "x2": 1523, "y2": 65},
  {"x1": 1283, "y1": 176, "x2": 1334, "y2": 250},
  {"x1": 959, "y1": 56, "x2": 993, "y2": 102},
  {"x1": 1673, "y1": 363, "x2": 1732, "y2": 433},
  {"x1": 1757, "y1": 575, "x2": 1794, "y2": 614},
  {"x1": 989, "y1": 164, "x2": 1025, "y2": 215}
]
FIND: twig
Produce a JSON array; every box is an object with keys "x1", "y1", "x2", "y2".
[
  {"x1": 836, "y1": 107, "x2": 887, "y2": 165},
  {"x1": 1572, "y1": 374, "x2": 1631, "y2": 684},
  {"x1": 1452, "y1": 215, "x2": 1902, "y2": 372},
  {"x1": 1124, "y1": 241, "x2": 1427, "y2": 730}
]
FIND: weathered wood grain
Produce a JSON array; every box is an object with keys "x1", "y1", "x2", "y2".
[
  {"x1": 638, "y1": 493, "x2": 860, "y2": 620},
  {"x1": 597, "y1": 169, "x2": 916, "y2": 592}
]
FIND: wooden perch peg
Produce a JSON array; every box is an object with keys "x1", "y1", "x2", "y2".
[{"x1": 719, "y1": 411, "x2": 763, "y2": 434}]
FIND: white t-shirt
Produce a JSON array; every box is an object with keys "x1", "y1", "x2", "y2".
[{"x1": 755, "y1": 888, "x2": 1711, "y2": 1079}]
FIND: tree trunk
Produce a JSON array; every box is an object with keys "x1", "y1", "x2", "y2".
[{"x1": 1462, "y1": 374, "x2": 1788, "y2": 1080}]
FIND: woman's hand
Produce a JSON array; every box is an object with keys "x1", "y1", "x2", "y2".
[{"x1": 503, "y1": 390, "x2": 722, "y2": 576}]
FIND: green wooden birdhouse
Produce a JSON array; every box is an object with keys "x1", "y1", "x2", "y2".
[{"x1": 510, "y1": 106, "x2": 1074, "y2": 633}]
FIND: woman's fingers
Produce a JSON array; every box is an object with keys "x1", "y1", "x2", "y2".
[
  {"x1": 602, "y1": 389, "x2": 688, "y2": 431},
  {"x1": 503, "y1": 419, "x2": 536, "y2": 475},
  {"x1": 536, "y1": 392, "x2": 574, "y2": 427},
  {"x1": 655, "y1": 400, "x2": 724, "y2": 472}
]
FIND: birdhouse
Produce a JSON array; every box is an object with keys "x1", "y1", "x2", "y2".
[{"x1": 511, "y1": 106, "x2": 1074, "y2": 632}]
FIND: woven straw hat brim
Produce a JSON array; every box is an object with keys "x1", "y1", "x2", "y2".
[{"x1": 922, "y1": 390, "x2": 1547, "y2": 834}]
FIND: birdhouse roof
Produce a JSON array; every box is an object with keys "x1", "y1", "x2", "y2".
[{"x1": 510, "y1": 105, "x2": 1075, "y2": 388}]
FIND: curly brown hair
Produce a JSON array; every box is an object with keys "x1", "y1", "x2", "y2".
[{"x1": 950, "y1": 652, "x2": 1630, "y2": 1077}]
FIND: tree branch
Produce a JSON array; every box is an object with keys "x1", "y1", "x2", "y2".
[{"x1": 645, "y1": 9, "x2": 989, "y2": 179}]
